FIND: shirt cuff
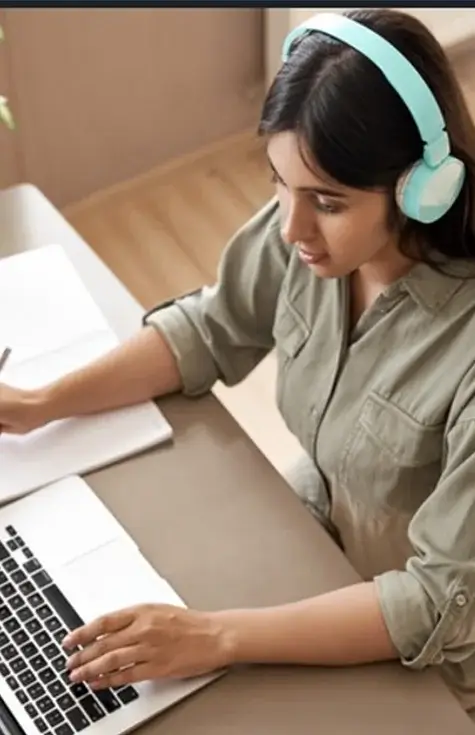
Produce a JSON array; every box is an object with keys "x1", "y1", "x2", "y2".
[
  {"x1": 144, "y1": 303, "x2": 219, "y2": 397},
  {"x1": 375, "y1": 569, "x2": 471, "y2": 669}
]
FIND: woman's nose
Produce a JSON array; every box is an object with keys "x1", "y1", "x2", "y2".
[{"x1": 280, "y1": 198, "x2": 316, "y2": 246}]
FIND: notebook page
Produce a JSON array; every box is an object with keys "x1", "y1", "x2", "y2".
[
  {"x1": 0, "y1": 244, "x2": 111, "y2": 364},
  {"x1": 0, "y1": 245, "x2": 173, "y2": 503}
]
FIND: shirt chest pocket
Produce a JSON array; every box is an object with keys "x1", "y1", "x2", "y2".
[{"x1": 339, "y1": 392, "x2": 445, "y2": 513}]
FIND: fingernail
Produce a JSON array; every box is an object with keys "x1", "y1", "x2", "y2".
[{"x1": 69, "y1": 670, "x2": 79, "y2": 682}]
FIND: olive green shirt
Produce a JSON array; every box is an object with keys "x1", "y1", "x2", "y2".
[{"x1": 145, "y1": 197, "x2": 475, "y2": 714}]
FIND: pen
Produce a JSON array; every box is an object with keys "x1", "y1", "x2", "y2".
[{"x1": 0, "y1": 347, "x2": 12, "y2": 376}]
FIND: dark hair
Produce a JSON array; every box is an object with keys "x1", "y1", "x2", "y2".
[{"x1": 258, "y1": 8, "x2": 475, "y2": 265}]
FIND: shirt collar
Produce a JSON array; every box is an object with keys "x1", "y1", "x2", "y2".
[{"x1": 398, "y1": 259, "x2": 475, "y2": 314}]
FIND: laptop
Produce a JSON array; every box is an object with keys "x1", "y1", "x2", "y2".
[{"x1": 0, "y1": 476, "x2": 220, "y2": 735}]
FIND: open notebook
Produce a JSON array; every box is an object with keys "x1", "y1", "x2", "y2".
[{"x1": 0, "y1": 244, "x2": 173, "y2": 504}]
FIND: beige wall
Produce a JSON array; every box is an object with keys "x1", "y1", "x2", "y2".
[{"x1": 2, "y1": 9, "x2": 264, "y2": 207}]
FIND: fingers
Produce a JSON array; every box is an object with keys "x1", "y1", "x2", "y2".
[
  {"x1": 63, "y1": 608, "x2": 136, "y2": 649},
  {"x1": 68, "y1": 644, "x2": 148, "y2": 685},
  {"x1": 66, "y1": 629, "x2": 133, "y2": 671},
  {"x1": 87, "y1": 662, "x2": 159, "y2": 690}
]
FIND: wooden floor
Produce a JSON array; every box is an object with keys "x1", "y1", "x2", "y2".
[{"x1": 63, "y1": 47, "x2": 475, "y2": 477}]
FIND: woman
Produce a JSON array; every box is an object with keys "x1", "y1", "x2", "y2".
[{"x1": 2, "y1": 7, "x2": 475, "y2": 719}]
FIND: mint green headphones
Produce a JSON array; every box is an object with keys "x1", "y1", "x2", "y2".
[{"x1": 282, "y1": 13, "x2": 466, "y2": 224}]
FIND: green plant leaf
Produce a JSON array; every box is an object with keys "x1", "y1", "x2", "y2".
[{"x1": 0, "y1": 97, "x2": 15, "y2": 130}]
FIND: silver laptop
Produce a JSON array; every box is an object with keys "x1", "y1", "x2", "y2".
[{"x1": 0, "y1": 476, "x2": 218, "y2": 735}]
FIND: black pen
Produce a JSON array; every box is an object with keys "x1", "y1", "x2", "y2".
[{"x1": 0, "y1": 347, "x2": 12, "y2": 376}]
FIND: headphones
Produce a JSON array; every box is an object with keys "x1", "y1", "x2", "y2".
[{"x1": 281, "y1": 13, "x2": 466, "y2": 224}]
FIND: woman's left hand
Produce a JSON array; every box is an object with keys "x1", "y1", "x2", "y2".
[{"x1": 63, "y1": 604, "x2": 233, "y2": 688}]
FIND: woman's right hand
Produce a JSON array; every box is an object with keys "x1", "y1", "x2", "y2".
[{"x1": 0, "y1": 384, "x2": 49, "y2": 435}]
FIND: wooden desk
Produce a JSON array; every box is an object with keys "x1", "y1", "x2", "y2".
[{"x1": 1, "y1": 184, "x2": 473, "y2": 734}]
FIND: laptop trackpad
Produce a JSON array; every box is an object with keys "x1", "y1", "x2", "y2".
[{"x1": 54, "y1": 538, "x2": 185, "y2": 624}]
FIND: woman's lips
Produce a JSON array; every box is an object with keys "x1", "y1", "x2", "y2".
[{"x1": 297, "y1": 247, "x2": 327, "y2": 265}]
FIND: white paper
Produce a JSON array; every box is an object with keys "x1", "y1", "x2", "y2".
[
  {"x1": 0, "y1": 245, "x2": 111, "y2": 364},
  {"x1": 0, "y1": 244, "x2": 173, "y2": 503}
]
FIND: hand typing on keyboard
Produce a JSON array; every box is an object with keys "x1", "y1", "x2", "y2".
[
  {"x1": 63, "y1": 604, "x2": 233, "y2": 687},
  {"x1": 0, "y1": 525, "x2": 140, "y2": 734}
]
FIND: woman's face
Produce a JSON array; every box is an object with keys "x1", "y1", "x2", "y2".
[{"x1": 267, "y1": 131, "x2": 404, "y2": 279}]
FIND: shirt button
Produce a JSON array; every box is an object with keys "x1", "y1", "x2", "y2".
[{"x1": 455, "y1": 593, "x2": 468, "y2": 607}]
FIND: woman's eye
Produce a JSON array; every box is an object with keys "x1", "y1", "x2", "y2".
[{"x1": 313, "y1": 198, "x2": 341, "y2": 215}]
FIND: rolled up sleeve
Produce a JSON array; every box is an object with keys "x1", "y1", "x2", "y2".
[
  {"x1": 374, "y1": 409, "x2": 475, "y2": 669},
  {"x1": 143, "y1": 198, "x2": 290, "y2": 396}
]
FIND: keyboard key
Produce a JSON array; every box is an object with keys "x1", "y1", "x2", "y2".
[
  {"x1": 25, "y1": 703, "x2": 38, "y2": 719},
  {"x1": 28, "y1": 593, "x2": 44, "y2": 609},
  {"x1": 46, "y1": 710, "x2": 64, "y2": 728},
  {"x1": 116, "y1": 686, "x2": 138, "y2": 705},
  {"x1": 12, "y1": 630, "x2": 28, "y2": 646},
  {"x1": 69, "y1": 683, "x2": 88, "y2": 699},
  {"x1": 23, "y1": 548, "x2": 34, "y2": 560},
  {"x1": 9, "y1": 595, "x2": 24, "y2": 610},
  {"x1": 21, "y1": 642, "x2": 39, "y2": 659},
  {"x1": 94, "y1": 688, "x2": 120, "y2": 714},
  {"x1": 31, "y1": 654, "x2": 47, "y2": 671},
  {"x1": 34, "y1": 717, "x2": 48, "y2": 733},
  {"x1": 0, "y1": 605, "x2": 11, "y2": 621},
  {"x1": 0, "y1": 572, "x2": 7, "y2": 585},
  {"x1": 48, "y1": 680, "x2": 66, "y2": 698},
  {"x1": 26, "y1": 619, "x2": 42, "y2": 635},
  {"x1": 4, "y1": 618, "x2": 20, "y2": 634},
  {"x1": 44, "y1": 643, "x2": 60, "y2": 660},
  {"x1": 24, "y1": 559, "x2": 41, "y2": 574},
  {"x1": 1, "y1": 644, "x2": 18, "y2": 660},
  {"x1": 15, "y1": 537, "x2": 25, "y2": 548},
  {"x1": 0, "y1": 633, "x2": 8, "y2": 648},
  {"x1": 46, "y1": 617, "x2": 62, "y2": 633},
  {"x1": 0, "y1": 543, "x2": 9, "y2": 560},
  {"x1": 42, "y1": 586, "x2": 84, "y2": 632},
  {"x1": 19, "y1": 581, "x2": 35, "y2": 596},
  {"x1": 7, "y1": 539, "x2": 19, "y2": 552},
  {"x1": 5, "y1": 526, "x2": 16, "y2": 537},
  {"x1": 19, "y1": 670, "x2": 36, "y2": 687},
  {"x1": 37, "y1": 605, "x2": 53, "y2": 621},
  {"x1": 55, "y1": 724, "x2": 74, "y2": 735},
  {"x1": 0, "y1": 662, "x2": 8, "y2": 677},
  {"x1": 57, "y1": 693, "x2": 74, "y2": 711},
  {"x1": 79, "y1": 695, "x2": 105, "y2": 722},
  {"x1": 18, "y1": 607, "x2": 34, "y2": 622},
  {"x1": 39, "y1": 667, "x2": 56, "y2": 684},
  {"x1": 27, "y1": 682, "x2": 46, "y2": 699},
  {"x1": 0, "y1": 583, "x2": 15, "y2": 598},
  {"x1": 52, "y1": 655, "x2": 66, "y2": 673},
  {"x1": 33, "y1": 571, "x2": 53, "y2": 589},
  {"x1": 11, "y1": 570, "x2": 26, "y2": 584},
  {"x1": 37, "y1": 695, "x2": 54, "y2": 713},
  {"x1": 65, "y1": 707, "x2": 89, "y2": 732},
  {"x1": 35, "y1": 631, "x2": 52, "y2": 647},
  {"x1": 10, "y1": 657, "x2": 27, "y2": 674},
  {"x1": 53, "y1": 629, "x2": 68, "y2": 645},
  {"x1": 15, "y1": 689, "x2": 28, "y2": 705},
  {"x1": 3, "y1": 559, "x2": 19, "y2": 573},
  {"x1": 6, "y1": 675, "x2": 18, "y2": 690}
]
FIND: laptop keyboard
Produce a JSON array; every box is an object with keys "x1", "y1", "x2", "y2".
[{"x1": 0, "y1": 525, "x2": 139, "y2": 734}]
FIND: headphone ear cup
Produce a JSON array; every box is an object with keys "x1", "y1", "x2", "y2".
[{"x1": 396, "y1": 156, "x2": 466, "y2": 224}]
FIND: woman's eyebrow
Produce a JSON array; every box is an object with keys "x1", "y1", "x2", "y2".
[{"x1": 267, "y1": 156, "x2": 347, "y2": 198}]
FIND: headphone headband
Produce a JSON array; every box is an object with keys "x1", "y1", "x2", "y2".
[{"x1": 282, "y1": 13, "x2": 449, "y2": 168}]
